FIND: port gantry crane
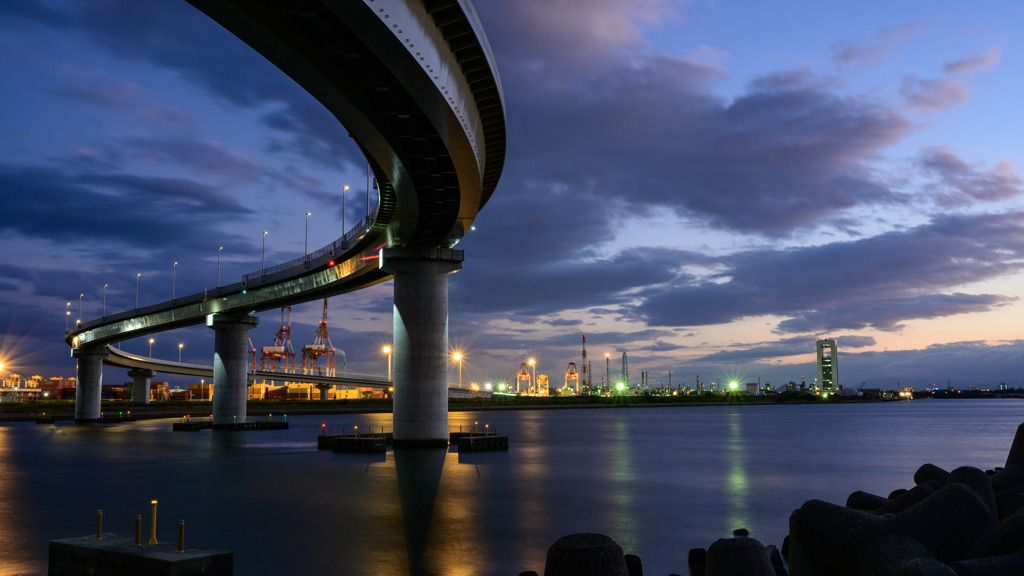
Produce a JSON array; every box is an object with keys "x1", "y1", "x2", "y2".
[
  {"x1": 261, "y1": 307, "x2": 295, "y2": 373},
  {"x1": 516, "y1": 362, "x2": 532, "y2": 395},
  {"x1": 565, "y1": 361, "x2": 580, "y2": 395},
  {"x1": 301, "y1": 298, "x2": 339, "y2": 377}
]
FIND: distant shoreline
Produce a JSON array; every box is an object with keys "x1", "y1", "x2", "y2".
[{"x1": 1, "y1": 392, "x2": 1003, "y2": 423}]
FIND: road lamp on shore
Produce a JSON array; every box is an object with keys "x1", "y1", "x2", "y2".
[
  {"x1": 528, "y1": 358, "x2": 535, "y2": 395},
  {"x1": 148, "y1": 338, "x2": 155, "y2": 358},
  {"x1": 383, "y1": 346, "x2": 392, "y2": 381},
  {"x1": 261, "y1": 231, "x2": 268, "y2": 276},
  {"x1": 453, "y1": 351, "x2": 463, "y2": 389},
  {"x1": 605, "y1": 352, "x2": 610, "y2": 393}
]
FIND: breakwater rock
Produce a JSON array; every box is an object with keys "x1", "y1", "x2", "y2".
[{"x1": 526, "y1": 423, "x2": 1024, "y2": 576}]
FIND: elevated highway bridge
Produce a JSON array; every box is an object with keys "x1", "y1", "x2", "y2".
[{"x1": 65, "y1": 0, "x2": 505, "y2": 447}]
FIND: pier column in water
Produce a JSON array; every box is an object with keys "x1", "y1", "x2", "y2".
[
  {"x1": 207, "y1": 313, "x2": 258, "y2": 426},
  {"x1": 72, "y1": 345, "x2": 109, "y2": 422},
  {"x1": 380, "y1": 247, "x2": 463, "y2": 448},
  {"x1": 128, "y1": 368, "x2": 156, "y2": 404}
]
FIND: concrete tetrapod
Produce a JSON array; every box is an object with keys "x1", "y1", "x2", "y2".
[
  {"x1": 788, "y1": 483, "x2": 993, "y2": 575},
  {"x1": 543, "y1": 533, "x2": 629, "y2": 576}
]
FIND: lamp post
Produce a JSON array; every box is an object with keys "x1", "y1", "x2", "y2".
[
  {"x1": 383, "y1": 346, "x2": 392, "y2": 381},
  {"x1": 65, "y1": 302, "x2": 71, "y2": 332},
  {"x1": 78, "y1": 294, "x2": 83, "y2": 325},
  {"x1": 261, "y1": 231, "x2": 268, "y2": 276},
  {"x1": 605, "y1": 353, "x2": 610, "y2": 393},
  {"x1": 217, "y1": 246, "x2": 223, "y2": 288},
  {"x1": 342, "y1": 185, "x2": 350, "y2": 234},
  {"x1": 453, "y1": 352, "x2": 463, "y2": 389},
  {"x1": 102, "y1": 284, "x2": 108, "y2": 317},
  {"x1": 135, "y1": 273, "x2": 141, "y2": 310},
  {"x1": 304, "y1": 212, "x2": 312, "y2": 259},
  {"x1": 148, "y1": 338, "x2": 155, "y2": 358},
  {"x1": 172, "y1": 261, "x2": 177, "y2": 300},
  {"x1": 528, "y1": 358, "x2": 535, "y2": 395},
  {"x1": 178, "y1": 343, "x2": 184, "y2": 363}
]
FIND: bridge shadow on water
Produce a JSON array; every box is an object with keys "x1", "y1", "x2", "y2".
[{"x1": 395, "y1": 449, "x2": 446, "y2": 576}]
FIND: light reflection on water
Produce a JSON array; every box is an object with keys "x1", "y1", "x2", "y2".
[
  {"x1": 725, "y1": 410, "x2": 749, "y2": 533},
  {"x1": 1, "y1": 400, "x2": 1022, "y2": 576}
]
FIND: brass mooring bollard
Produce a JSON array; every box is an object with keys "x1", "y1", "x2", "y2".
[
  {"x1": 95, "y1": 509, "x2": 103, "y2": 540},
  {"x1": 147, "y1": 500, "x2": 159, "y2": 545},
  {"x1": 177, "y1": 519, "x2": 185, "y2": 553},
  {"x1": 134, "y1": 514, "x2": 142, "y2": 546}
]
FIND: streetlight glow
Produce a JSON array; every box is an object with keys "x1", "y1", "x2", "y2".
[
  {"x1": 102, "y1": 284, "x2": 108, "y2": 317},
  {"x1": 382, "y1": 345, "x2": 392, "y2": 381},
  {"x1": 528, "y1": 358, "x2": 536, "y2": 394},
  {"x1": 148, "y1": 338, "x2": 155, "y2": 358},
  {"x1": 178, "y1": 343, "x2": 184, "y2": 363},
  {"x1": 65, "y1": 302, "x2": 70, "y2": 332},
  {"x1": 217, "y1": 246, "x2": 223, "y2": 288},
  {"x1": 172, "y1": 261, "x2": 178, "y2": 299},
  {"x1": 135, "y1": 273, "x2": 141, "y2": 310},
  {"x1": 453, "y1": 351, "x2": 463, "y2": 389}
]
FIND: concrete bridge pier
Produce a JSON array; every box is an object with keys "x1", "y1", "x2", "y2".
[
  {"x1": 380, "y1": 247, "x2": 463, "y2": 449},
  {"x1": 207, "y1": 313, "x2": 259, "y2": 426},
  {"x1": 72, "y1": 345, "x2": 109, "y2": 422},
  {"x1": 127, "y1": 368, "x2": 156, "y2": 404}
]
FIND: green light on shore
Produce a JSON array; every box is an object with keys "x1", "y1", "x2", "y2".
[
  {"x1": 615, "y1": 382, "x2": 624, "y2": 391},
  {"x1": 729, "y1": 381, "x2": 738, "y2": 391}
]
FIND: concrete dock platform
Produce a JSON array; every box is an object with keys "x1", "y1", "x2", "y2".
[{"x1": 49, "y1": 534, "x2": 232, "y2": 576}]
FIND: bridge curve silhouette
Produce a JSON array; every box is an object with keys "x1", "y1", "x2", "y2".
[{"x1": 65, "y1": 0, "x2": 506, "y2": 446}]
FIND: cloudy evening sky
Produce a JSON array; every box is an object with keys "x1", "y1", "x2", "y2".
[{"x1": 1, "y1": 0, "x2": 1023, "y2": 389}]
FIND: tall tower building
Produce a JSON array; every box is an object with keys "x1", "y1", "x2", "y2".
[{"x1": 816, "y1": 339, "x2": 838, "y2": 392}]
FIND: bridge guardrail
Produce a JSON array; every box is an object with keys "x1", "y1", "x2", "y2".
[{"x1": 244, "y1": 212, "x2": 377, "y2": 283}]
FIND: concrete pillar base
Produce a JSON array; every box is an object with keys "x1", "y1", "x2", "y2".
[
  {"x1": 207, "y1": 313, "x2": 258, "y2": 426},
  {"x1": 72, "y1": 346, "x2": 110, "y2": 422},
  {"x1": 380, "y1": 247, "x2": 463, "y2": 448},
  {"x1": 127, "y1": 368, "x2": 156, "y2": 405}
]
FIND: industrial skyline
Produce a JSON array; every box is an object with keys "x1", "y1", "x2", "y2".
[{"x1": 2, "y1": 1, "x2": 1024, "y2": 388}]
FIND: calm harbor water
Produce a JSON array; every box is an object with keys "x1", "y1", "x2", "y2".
[{"x1": 1, "y1": 399, "x2": 1022, "y2": 576}]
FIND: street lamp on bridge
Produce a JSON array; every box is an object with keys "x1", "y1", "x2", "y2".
[
  {"x1": 178, "y1": 343, "x2": 184, "y2": 363},
  {"x1": 103, "y1": 284, "x2": 108, "y2": 317},
  {"x1": 304, "y1": 212, "x2": 312, "y2": 260},
  {"x1": 217, "y1": 246, "x2": 223, "y2": 288},
  {"x1": 261, "y1": 231, "x2": 268, "y2": 277},
  {"x1": 148, "y1": 338, "x2": 155, "y2": 358},
  {"x1": 172, "y1": 261, "x2": 178, "y2": 300},
  {"x1": 136, "y1": 273, "x2": 141, "y2": 310},
  {"x1": 65, "y1": 302, "x2": 70, "y2": 332},
  {"x1": 382, "y1": 345, "x2": 392, "y2": 381},
  {"x1": 341, "y1": 185, "x2": 350, "y2": 242},
  {"x1": 78, "y1": 293, "x2": 83, "y2": 326}
]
